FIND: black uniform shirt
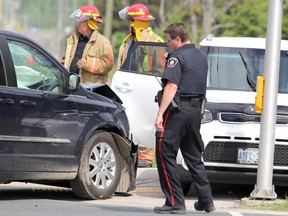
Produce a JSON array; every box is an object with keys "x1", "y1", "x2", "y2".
[
  {"x1": 70, "y1": 32, "x2": 92, "y2": 74},
  {"x1": 161, "y1": 43, "x2": 208, "y2": 96}
]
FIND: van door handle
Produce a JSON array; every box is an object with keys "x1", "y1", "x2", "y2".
[
  {"x1": 0, "y1": 98, "x2": 14, "y2": 105},
  {"x1": 20, "y1": 100, "x2": 36, "y2": 107},
  {"x1": 115, "y1": 82, "x2": 133, "y2": 92}
]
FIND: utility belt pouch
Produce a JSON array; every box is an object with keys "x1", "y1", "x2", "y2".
[{"x1": 155, "y1": 90, "x2": 163, "y2": 106}]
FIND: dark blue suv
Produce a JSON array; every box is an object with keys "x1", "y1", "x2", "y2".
[{"x1": 0, "y1": 30, "x2": 137, "y2": 199}]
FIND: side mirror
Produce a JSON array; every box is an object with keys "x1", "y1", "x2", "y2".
[{"x1": 68, "y1": 73, "x2": 80, "y2": 92}]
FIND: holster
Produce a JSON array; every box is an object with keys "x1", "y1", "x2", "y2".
[{"x1": 155, "y1": 90, "x2": 179, "y2": 112}]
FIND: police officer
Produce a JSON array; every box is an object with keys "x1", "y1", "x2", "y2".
[{"x1": 154, "y1": 23, "x2": 215, "y2": 214}]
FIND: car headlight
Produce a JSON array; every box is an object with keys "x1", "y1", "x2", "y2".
[{"x1": 201, "y1": 109, "x2": 213, "y2": 124}]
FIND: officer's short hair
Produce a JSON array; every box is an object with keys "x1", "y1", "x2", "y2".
[{"x1": 164, "y1": 23, "x2": 189, "y2": 42}]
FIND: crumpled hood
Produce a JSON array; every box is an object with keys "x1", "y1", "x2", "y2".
[{"x1": 81, "y1": 84, "x2": 123, "y2": 104}]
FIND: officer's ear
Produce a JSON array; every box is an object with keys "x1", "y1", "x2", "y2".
[
  {"x1": 175, "y1": 36, "x2": 181, "y2": 46},
  {"x1": 175, "y1": 36, "x2": 181, "y2": 43}
]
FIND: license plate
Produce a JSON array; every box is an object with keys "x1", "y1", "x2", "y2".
[{"x1": 237, "y1": 148, "x2": 259, "y2": 164}]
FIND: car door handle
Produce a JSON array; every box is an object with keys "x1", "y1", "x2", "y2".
[
  {"x1": 0, "y1": 98, "x2": 14, "y2": 105},
  {"x1": 20, "y1": 100, "x2": 36, "y2": 107},
  {"x1": 114, "y1": 82, "x2": 133, "y2": 92}
]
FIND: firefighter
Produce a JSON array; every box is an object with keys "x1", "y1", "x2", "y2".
[
  {"x1": 117, "y1": 3, "x2": 165, "y2": 167},
  {"x1": 64, "y1": 5, "x2": 114, "y2": 84}
]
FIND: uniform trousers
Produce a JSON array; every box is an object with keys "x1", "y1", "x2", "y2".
[{"x1": 155, "y1": 105, "x2": 213, "y2": 207}]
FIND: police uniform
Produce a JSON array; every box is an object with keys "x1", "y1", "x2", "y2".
[{"x1": 156, "y1": 43, "x2": 214, "y2": 208}]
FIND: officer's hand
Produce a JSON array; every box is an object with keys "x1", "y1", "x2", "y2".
[{"x1": 155, "y1": 114, "x2": 164, "y2": 132}]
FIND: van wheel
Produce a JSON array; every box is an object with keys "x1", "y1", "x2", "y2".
[{"x1": 70, "y1": 131, "x2": 121, "y2": 199}]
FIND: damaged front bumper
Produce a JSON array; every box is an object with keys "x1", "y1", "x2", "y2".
[{"x1": 111, "y1": 132, "x2": 138, "y2": 193}]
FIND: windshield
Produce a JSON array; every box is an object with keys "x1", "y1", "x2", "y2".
[
  {"x1": 200, "y1": 46, "x2": 288, "y2": 93},
  {"x1": 120, "y1": 42, "x2": 168, "y2": 76}
]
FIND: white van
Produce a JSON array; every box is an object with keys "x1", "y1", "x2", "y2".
[{"x1": 111, "y1": 37, "x2": 288, "y2": 194}]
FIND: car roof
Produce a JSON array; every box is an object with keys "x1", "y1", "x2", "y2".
[
  {"x1": 200, "y1": 34, "x2": 288, "y2": 50},
  {"x1": 0, "y1": 30, "x2": 38, "y2": 44}
]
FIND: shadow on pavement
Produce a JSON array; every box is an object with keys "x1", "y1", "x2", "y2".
[{"x1": 0, "y1": 184, "x2": 78, "y2": 201}]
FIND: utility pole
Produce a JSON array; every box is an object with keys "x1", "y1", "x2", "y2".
[
  {"x1": 56, "y1": 0, "x2": 64, "y2": 59},
  {"x1": 250, "y1": 0, "x2": 283, "y2": 199}
]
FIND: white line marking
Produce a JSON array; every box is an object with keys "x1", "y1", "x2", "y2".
[{"x1": 229, "y1": 212, "x2": 244, "y2": 216}]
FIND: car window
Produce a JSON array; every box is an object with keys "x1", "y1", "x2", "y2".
[
  {"x1": 120, "y1": 42, "x2": 169, "y2": 76},
  {"x1": 7, "y1": 40, "x2": 64, "y2": 93},
  {"x1": 201, "y1": 45, "x2": 288, "y2": 93}
]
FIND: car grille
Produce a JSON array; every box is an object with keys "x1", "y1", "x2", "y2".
[
  {"x1": 219, "y1": 113, "x2": 288, "y2": 124},
  {"x1": 203, "y1": 141, "x2": 288, "y2": 166}
]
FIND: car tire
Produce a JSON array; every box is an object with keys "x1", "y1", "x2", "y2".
[
  {"x1": 70, "y1": 131, "x2": 121, "y2": 199},
  {"x1": 181, "y1": 182, "x2": 191, "y2": 196}
]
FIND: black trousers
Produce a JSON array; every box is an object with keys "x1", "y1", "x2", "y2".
[{"x1": 155, "y1": 105, "x2": 214, "y2": 207}]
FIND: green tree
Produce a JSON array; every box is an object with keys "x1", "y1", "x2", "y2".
[
  {"x1": 216, "y1": 0, "x2": 268, "y2": 37},
  {"x1": 215, "y1": 0, "x2": 288, "y2": 40},
  {"x1": 10, "y1": 0, "x2": 288, "y2": 58}
]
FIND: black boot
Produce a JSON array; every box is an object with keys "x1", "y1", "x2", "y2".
[
  {"x1": 153, "y1": 205, "x2": 186, "y2": 214},
  {"x1": 194, "y1": 201, "x2": 216, "y2": 213}
]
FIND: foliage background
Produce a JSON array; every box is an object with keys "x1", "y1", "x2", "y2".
[{"x1": 1, "y1": 0, "x2": 288, "y2": 80}]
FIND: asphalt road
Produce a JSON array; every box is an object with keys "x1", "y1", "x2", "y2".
[
  {"x1": 0, "y1": 168, "x2": 287, "y2": 216},
  {"x1": 132, "y1": 168, "x2": 288, "y2": 215}
]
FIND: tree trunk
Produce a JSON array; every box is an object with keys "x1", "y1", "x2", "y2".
[
  {"x1": 159, "y1": 0, "x2": 166, "y2": 29},
  {"x1": 189, "y1": 0, "x2": 198, "y2": 42},
  {"x1": 202, "y1": 0, "x2": 215, "y2": 37}
]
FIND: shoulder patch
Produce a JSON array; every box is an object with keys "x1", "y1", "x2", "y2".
[{"x1": 167, "y1": 57, "x2": 178, "y2": 68}]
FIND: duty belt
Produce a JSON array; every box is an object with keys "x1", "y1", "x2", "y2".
[{"x1": 179, "y1": 97, "x2": 202, "y2": 107}]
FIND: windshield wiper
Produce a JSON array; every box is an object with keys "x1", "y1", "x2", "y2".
[{"x1": 239, "y1": 51, "x2": 256, "y2": 91}]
